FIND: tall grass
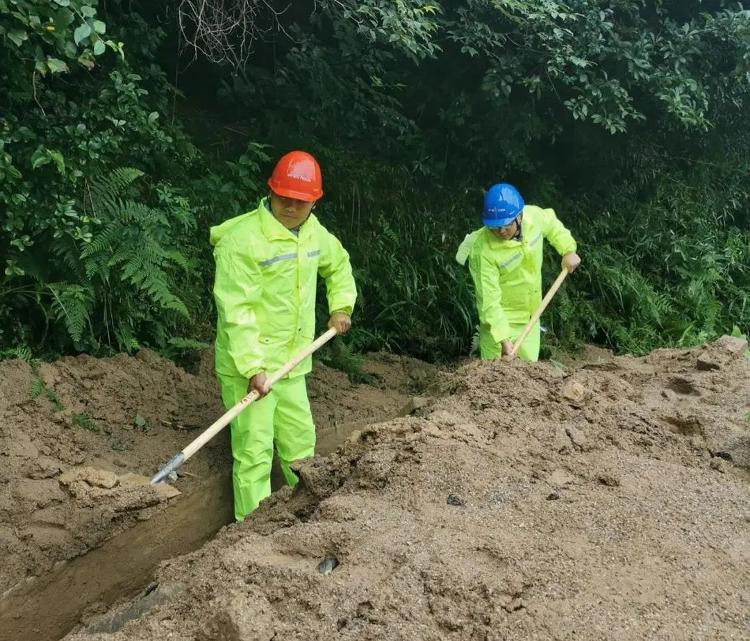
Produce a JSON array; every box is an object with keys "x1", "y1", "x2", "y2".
[{"x1": 318, "y1": 154, "x2": 750, "y2": 361}]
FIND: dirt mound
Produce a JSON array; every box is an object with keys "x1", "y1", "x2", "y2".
[
  {"x1": 65, "y1": 337, "x2": 750, "y2": 641},
  {"x1": 0, "y1": 349, "x2": 431, "y2": 599}
]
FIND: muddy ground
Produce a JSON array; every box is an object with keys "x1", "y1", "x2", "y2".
[
  {"x1": 43, "y1": 336, "x2": 749, "y2": 641},
  {"x1": 0, "y1": 346, "x2": 435, "y2": 635},
  {"x1": 2, "y1": 338, "x2": 749, "y2": 640}
]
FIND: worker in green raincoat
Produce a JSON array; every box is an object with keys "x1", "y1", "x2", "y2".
[
  {"x1": 456, "y1": 183, "x2": 581, "y2": 362},
  {"x1": 210, "y1": 151, "x2": 356, "y2": 521}
]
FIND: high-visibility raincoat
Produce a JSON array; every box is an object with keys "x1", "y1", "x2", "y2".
[
  {"x1": 456, "y1": 205, "x2": 576, "y2": 362},
  {"x1": 211, "y1": 198, "x2": 356, "y2": 520}
]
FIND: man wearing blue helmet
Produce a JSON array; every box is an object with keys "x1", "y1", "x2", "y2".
[{"x1": 456, "y1": 183, "x2": 581, "y2": 361}]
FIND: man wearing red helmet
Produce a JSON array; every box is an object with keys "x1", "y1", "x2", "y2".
[{"x1": 210, "y1": 151, "x2": 357, "y2": 520}]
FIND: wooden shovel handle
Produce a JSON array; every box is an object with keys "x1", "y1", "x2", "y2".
[
  {"x1": 182, "y1": 328, "x2": 338, "y2": 460},
  {"x1": 510, "y1": 269, "x2": 568, "y2": 358}
]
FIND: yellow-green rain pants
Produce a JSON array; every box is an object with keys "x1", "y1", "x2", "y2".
[
  {"x1": 218, "y1": 375, "x2": 314, "y2": 519},
  {"x1": 488, "y1": 320, "x2": 541, "y2": 361}
]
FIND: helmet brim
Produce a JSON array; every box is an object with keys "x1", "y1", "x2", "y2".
[
  {"x1": 483, "y1": 216, "x2": 518, "y2": 228},
  {"x1": 268, "y1": 181, "x2": 322, "y2": 202}
]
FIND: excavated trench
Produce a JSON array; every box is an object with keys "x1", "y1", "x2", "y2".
[
  {"x1": 0, "y1": 350, "x2": 437, "y2": 641},
  {"x1": 0, "y1": 420, "x2": 382, "y2": 641},
  {"x1": 0, "y1": 472, "x2": 233, "y2": 641}
]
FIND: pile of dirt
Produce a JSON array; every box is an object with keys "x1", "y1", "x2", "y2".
[
  {"x1": 0, "y1": 348, "x2": 434, "y2": 599},
  {"x1": 65, "y1": 337, "x2": 750, "y2": 641}
]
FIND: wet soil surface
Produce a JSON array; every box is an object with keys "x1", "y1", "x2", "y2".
[
  {"x1": 1, "y1": 347, "x2": 435, "y2": 641},
  {"x1": 50, "y1": 336, "x2": 750, "y2": 641}
]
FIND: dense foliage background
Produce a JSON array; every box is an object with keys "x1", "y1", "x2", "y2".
[{"x1": 2, "y1": 0, "x2": 749, "y2": 363}]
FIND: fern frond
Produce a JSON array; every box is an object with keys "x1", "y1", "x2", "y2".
[
  {"x1": 114, "y1": 323, "x2": 140, "y2": 352},
  {"x1": 30, "y1": 377, "x2": 45, "y2": 399},
  {"x1": 81, "y1": 221, "x2": 120, "y2": 260},
  {"x1": 47, "y1": 283, "x2": 92, "y2": 343},
  {"x1": 91, "y1": 167, "x2": 143, "y2": 214},
  {"x1": 117, "y1": 200, "x2": 161, "y2": 225},
  {"x1": 470, "y1": 327, "x2": 480, "y2": 356},
  {"x1": 168, "y1": 337, "x2": 209, "y2": 350},
  {"x1": 0, "y1": 344, "x2": 33, "y2": 361},
  {"x1": 162, "y1": 248, "x2": 190, "y2": 270},
  {"x1": 50, "y1": 237, "x2": 85, "y2": 280},
  {"x1": 142, "y1": 271, "x2": 190, "y2": 318},
  {"x1": 90, "y1": 168, "x2": 144, "y2": 217}
]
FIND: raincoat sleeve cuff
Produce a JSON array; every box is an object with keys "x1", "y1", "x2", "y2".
[
  {"x1": 490, "y1": 322, "x2": 513, "y2": 346},
  {"x1": 241, "y1": 366, "x2": 264, "y2": 381}
]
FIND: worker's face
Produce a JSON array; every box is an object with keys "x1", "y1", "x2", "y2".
[
  {"x1": 269, "y1": 192, "x2": 316, "y2": 229},
  {"x1": 490, "y1": 214, "x2": 522, "y2": 240}
]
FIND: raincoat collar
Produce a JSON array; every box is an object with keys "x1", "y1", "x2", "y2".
[{"x1": 260, "y1": 197, "x2": 316, "y2": 242}]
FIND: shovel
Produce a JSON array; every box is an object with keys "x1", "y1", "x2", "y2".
[
  {"x1": 509, "y1": 268, "x2": 569, "y2": 359},
  {"x1": 150, "y1": 328, "x2": 338, "y2": 485}
]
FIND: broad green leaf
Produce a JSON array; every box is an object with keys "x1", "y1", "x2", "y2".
[
  {"x1": 93, "y1": 39, "x2": 105, "y2": 55},
  {"x1": 8, "y1": 30, "x2": 27, "y2": 47},
  {"x1": 74, "y1": 23, "x2": 91, "y2": 45},
  {"x1": 46, "y1": 57, "x2": 69, "y2": 74},
  {"x1": 55, "y1": 8, "x2": 75, "y2": 26},
  {"x1": 81, "y1": 6, "x2": 96, "y2": 17},
  {"x1": 93, "y1": 20, "x2": 106, "y2": 34},
  {"x1": 5, "y1": 263, "x2": 25, "y2": 277},
  {"x1": 31, "y1": 148, "x2": 51, "y2": 169},
  {"x1": 48, "y1": 150, "x2": 66, "y2": 173},
  {"x1": 53, "y1": 0, "x2": 71, "y2": 5}
]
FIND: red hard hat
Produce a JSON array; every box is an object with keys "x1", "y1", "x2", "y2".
[{"x1": 267, "y1": 151, "x2": 323, "y2": 202}]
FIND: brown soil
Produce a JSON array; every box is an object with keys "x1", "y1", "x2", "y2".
[
  {"x1": 52, "y1": 336, "x2": 750, "y2": 641},
  {"x1": 0, "y1": 348, "x2": 433, "y2": 603},
  {"x1": 3, "y1": 337, "x2": 749, "y2": 640}
]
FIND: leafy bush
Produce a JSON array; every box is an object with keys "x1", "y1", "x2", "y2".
[
  {"x1": 0, "y1": 1, "x2": 231, "y2": 354},
  {"x1": 2, "y1": 1, "x2": 749, "y2": 363}
]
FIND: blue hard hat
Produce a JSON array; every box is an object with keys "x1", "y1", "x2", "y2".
[{"x1": 483, "y1": 183, "x2": 525, "y2": 227}]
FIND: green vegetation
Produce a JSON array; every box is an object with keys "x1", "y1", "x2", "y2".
[
  {"x1": 30, "y1": 374, "x2": 62, "y2": 411},
  {"x1": 132, "y1": 414, "x2": 150, "y2": 432},
  {"x1": 72, "y1": 412, "x2": 99, "y2": 432},
  {"x1": 2, "y1": 1, "x2": 749, "y2": 362}
]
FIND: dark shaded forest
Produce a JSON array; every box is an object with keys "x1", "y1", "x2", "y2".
[{"x1": 2, "y1": 0, "x2": 749, "y2": 362}]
